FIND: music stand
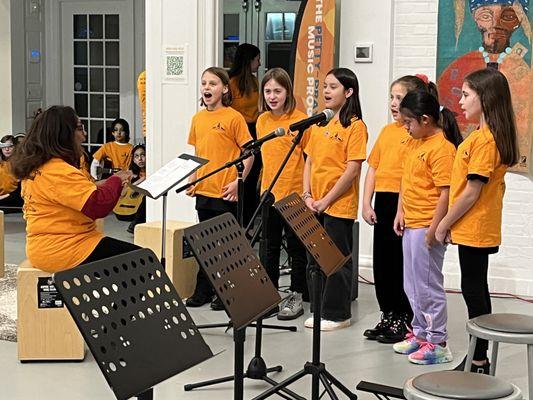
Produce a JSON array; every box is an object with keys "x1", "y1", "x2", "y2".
[
  {"x1": 183, "y1": 213, "x2": 304, "y2": 400},
  {"x1": 252, "y1": 193, "x2": 358, "y2": 400},
  {"x1": 53, "y1": 248, "x2": 214, "y2": 400}
]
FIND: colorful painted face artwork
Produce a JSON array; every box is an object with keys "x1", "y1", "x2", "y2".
[{"x1": 437, "y1": 0, "x2": 532, "y2": 174}]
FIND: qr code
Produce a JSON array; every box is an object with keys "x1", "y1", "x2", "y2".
[{"x1": 166, "y1": 55, "x2": 184, "y2": 77}]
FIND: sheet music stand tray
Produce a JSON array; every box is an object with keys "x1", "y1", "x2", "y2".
[
  {"x1": 252, "y1": 193, "x2": 357, "y2": 400},
  {"x1": 53, "y1": 248, "x2": 214, "y2": 400},
  {"x1": 183, "y1": 213, "x2": 304, "y2": 400}
]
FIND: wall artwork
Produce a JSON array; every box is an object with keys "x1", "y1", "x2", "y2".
[{"x1": 437, "y1": 0, "x2": 532, "y2": 174}]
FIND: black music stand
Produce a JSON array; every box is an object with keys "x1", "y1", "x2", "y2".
[
  {"x1": 183, "y1": 213, "x2": 304, "y2": 400},
  {"x1": 53, "y1": 248, "x2": 214, "y2": 400},
  {"x1": 252, "y1": 193, "x2": 358, "y2": 400}
]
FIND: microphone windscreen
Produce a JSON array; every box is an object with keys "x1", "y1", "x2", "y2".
[
  {"x1": 274, "y1": 127, "x2": 285, "y2": 137},
  {"x1": 323, "y1": 109, "x2": 335, "y2": 121}
]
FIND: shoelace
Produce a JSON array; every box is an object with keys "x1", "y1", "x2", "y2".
[
  {"x1": 283, "y1": 294, "x2": 297, "y2": 310},
  {"x1": 418, "y1": 342, "x2": 436, "y2": 352}
]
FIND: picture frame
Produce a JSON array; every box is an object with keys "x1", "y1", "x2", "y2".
[{"x1": 353, "y1": 43, "x2": 373, "y2": 63}]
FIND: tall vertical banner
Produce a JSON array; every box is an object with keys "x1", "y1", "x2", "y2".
[{"x1": 291, "y1": 0, "x2": 338, "y2": 116}]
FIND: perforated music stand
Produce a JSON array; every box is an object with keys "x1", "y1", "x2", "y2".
[
  {"x1": 53, "y1": 248, "x2": 214, "y2": 400},
  {"x1": 252, "y1": 193, "x2": 358, "y2": 400},
  {"x1": 183, "y1": 213, "x2": 303, "y2": 400}
]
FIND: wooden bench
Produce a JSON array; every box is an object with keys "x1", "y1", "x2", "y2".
[{"x1": 134, "y1": 220, "x2": 199, "y2": 299}]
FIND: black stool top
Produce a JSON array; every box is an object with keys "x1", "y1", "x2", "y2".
[
  {"x1": 54, "y1": 248, "x2": 213, "y2": 400},
  {"x1": 474, "y1": 313, "x2": 533, "y2": 334},
  {"x1": 412, "y1": 371, "x2": 514, "y2": 399}
]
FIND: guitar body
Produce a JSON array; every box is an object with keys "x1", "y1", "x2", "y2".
[{"x1": 113, "y1": 186, "x2": 145, "y2": 221}]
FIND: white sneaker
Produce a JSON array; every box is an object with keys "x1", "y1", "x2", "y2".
[{"x1": 304, "y1": 317, "x2": 351, "y2": 331}]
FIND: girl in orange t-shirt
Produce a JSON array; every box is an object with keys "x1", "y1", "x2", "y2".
[
  {"x1": 185, "y1": 67, "x2": 254, "y2": 310},
  {"x1": 256, "y1": 67, "x2": 310, "y2": 320},
  {"x1": 436, "y1": 69, "x2": 519, "y2": 373},
  {"x1": 90, "y1": 118, "x2": 134, "y2": 178},
  {"x1": 392, "y1": 90, "x2": 462, "y2": 365},
  {"x1": 362, "y1": 75, "x2": 438, "y2": 343},
  {"x1": 303, "y1": 68, "x2": 368, "y2": 331},
  {"x1": 0, "y1": 135, "x2": 24, "y2": 213},
  {"x1": 11, "y1": 106, "x2": 138, "y2": 273},
  {"x1": 229, "y1": 43, "x2": 262, "y2": 227},
  {"x1": 124, "y1": 144, "x2": 146, "y2": 234}
]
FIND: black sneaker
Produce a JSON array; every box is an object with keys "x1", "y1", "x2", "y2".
[
  {"x1": 363, "y1": 312, "x2": 393, "y2": 340},
  {"x1": 210, "y1": 295, "x2": 225, "y2": 311},
  {"x1": 376, "y1": 313, "x2": 411, "y2": 344},
  {"x1": 453, "y1": 356, "x2": 490, "y2": 374},
  {"x1": 185, "y1": 293, "x2": 211, "y2": 307}
]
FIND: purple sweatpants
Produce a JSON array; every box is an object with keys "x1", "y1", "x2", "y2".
[{"x1": 403, "y1": 227, "x2": 448, "y2": 344}]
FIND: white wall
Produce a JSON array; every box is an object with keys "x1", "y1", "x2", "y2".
[{"x1": 0, "y1": 0, "x2": 12, "y2": 134}]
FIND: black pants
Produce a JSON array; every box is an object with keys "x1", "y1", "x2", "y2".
[
  {"x1": 373, "y1": 192, "x2": 412, "y2": 317},
  {"x1": 307, "y1": 213, "x2": 354, "y2": 321},
  {"x1": 459, "y1": 244, "x2": 496, "y2": 360},
  {"x1": 243, "y1": 122, "x2": 262, "y2": 227},
  {"x1": 193, "y1": 196, "x2": 237, "y2": 297},
  {"x1": 133, "y1": 197, "x2": 146, "y2": 225},
  {"x1": 81, "y1": 236, "x2": 141, "y2": 265},
  {"x1": 261, "y1": 205, "x2": 307, "y2": 295}
]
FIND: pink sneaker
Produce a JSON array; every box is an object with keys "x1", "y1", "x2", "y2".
[
  {"x1": 408, "y1": 341, "x2": 453, "y2": 365},
  {"x1": 392, "y1": 332, "x2": 422, "y2": 355}
]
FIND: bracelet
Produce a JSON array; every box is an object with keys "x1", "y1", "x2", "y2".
[{"x1": 302, "y1": 192, "x2": 312, "y2": 201}]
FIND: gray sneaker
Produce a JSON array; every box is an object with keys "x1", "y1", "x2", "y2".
[{"x1": 277, "y1": 292, "x2": 304, "y2": 320}]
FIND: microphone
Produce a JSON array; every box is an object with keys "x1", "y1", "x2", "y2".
[
  {"x1": 243, "y1": 127, "x2": 285, "y2": 149},
  {"x1": 289, "y1": 109, "x2": 335, "y2": 132}
]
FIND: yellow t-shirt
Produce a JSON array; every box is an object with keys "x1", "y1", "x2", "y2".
[
  {"x1": 305, "y1": 118, "x2": 368, "y2": 219},
  {"x1": 367, "y1": 121, "x2": 413, "y2": 193},
  {"x1": 22, "y1": 158, "x2": 104, "y2": 272},
  {"x1": 401, "y1": 131, "x2": 456, "y2": 228},
  {"x1": 93, "y1": 141, "x2": 133, "y2": 170},
  {"x1": 229, "y1": 77, "x2": 259, "y2": 123},
  {"x1": 0, "y1": 161, "x2": 19, "y2": 195},
  {"x1": 137, "y1": 71, "x2": 146, "y2": 137},
  {"x1": 257, "y1": 109, "x2": 310, "y2": 202},
  {"x1": 188, "y1": 107, "x2": 252, "y2": 199},
  {"x1": 449, "y1": 126, "x2": 506, "y2": 247}
]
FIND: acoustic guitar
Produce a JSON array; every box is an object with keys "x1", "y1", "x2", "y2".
[{"x1": 113, "y1": 178, "x2": 145, "y2": 221}]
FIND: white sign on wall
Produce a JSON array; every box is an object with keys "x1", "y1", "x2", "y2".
[{"x1": 163, "y1": 44, "x2": 188, "y2": 84}]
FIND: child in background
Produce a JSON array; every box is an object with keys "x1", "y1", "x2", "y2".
[
  {"x1": 126, "y1": 144, "x2": 146, "y2": 234},
  {"x1": 392, "y1": 90, "x2": 462, "y2": 365},
  {"x1": 303, "y1": 68, "x2": 368, "y2": 331},
  {"x1": 0, "y1": 135, "x2": 23, "y2": 212},
  {"x1": 256, "y1": 67, "x2": 309, "y2": 320},
  {"x1": 91, "y1": 118, "x2": 133, "y2": 179},
  {"x1": 185, "y1": 67, "x2": 254, "y2": 311},
  {"x1": 436, "y1": 69, "x2": 519, "y2": 374}
]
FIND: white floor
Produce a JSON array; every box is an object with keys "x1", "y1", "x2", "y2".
[{"x1": 1, "y1": 213, "x2": 531, "y2": 399}]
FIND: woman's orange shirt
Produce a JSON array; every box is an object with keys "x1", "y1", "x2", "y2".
[
  {"x1": 22, "y1": 158, "x2": 104, "y2": 272},
  {"x1": 367, "y1": 121, "x2": 412, "y2": 193},
  {"x1": 305, "y1": 117, "x2": 368, "y2": 220},
  {"x1": 449, "y1": 126, "x2": 506, "y2": 247},
  {"x1": 229, "y1": 77, "x2": 259, "y2": 123},
  {"x1": 0, "y1": 161, "x2": 19, "y2": 195},
  {"x1": 256, "y1": 109, "x2": 310, "y2": 202},
  {"x1": 401, "y1": 132, "x2": 456, "y2": 228}
]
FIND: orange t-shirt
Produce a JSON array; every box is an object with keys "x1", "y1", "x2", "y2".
[
  {"x1": 137, "y1": 71, "x2": 147, "y2": 137},
  {"x1": 449, "y1": 126, "x2": 506, "y2": 247},
  {"x1": 367, "y1": 121, "x2": 413, "y2": 193},
  {"x1": 401, "y1": 131, "x2": 456, "y2": 228},
  {"x1": 257, "y1": 109, "x2": 310, "y2": 202},
  {"x1": 21, "y1": 158, "x2": 104, "y2": 272},
  {"x1": 0, "y1": 161, "x2": 19, "y2": 195},
  {"x1": 304, "y1": 117, "x2": 368, "y2": 219},
  {"x1": 93, "y1": 141, "x2": 133, "y2": 170},
  {"x1": 188, "y1": 107, "x2": 252, "y2": 199},
  {"x1": 229, "y1": 77, "x2": 259, "y2": 123}
]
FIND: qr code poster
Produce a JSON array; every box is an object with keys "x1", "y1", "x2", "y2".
[{"x1": 163, "y1": 45, "x2": 188, "y2": 84}]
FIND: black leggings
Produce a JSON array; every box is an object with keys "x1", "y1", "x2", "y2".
[
  {"x1": 458, "y1": 244, "x2": 494, "y2": 361},
  {"x1": 81, "y1": 237, "x2": 141, "y2": 265}
]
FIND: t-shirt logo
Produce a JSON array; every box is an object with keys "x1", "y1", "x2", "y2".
[
  {"x1": 417, "y1": 152, "x2": 427, "y2": 162},
  {"x1": 212, "y1": 122, "x2": 225, "y2": 131},
  {"x1": 462, "y1": 150, "x2": 469, "y2": 158},
  {"x1": 324, "y1": 131, "x2": 343, "y2": 142}
]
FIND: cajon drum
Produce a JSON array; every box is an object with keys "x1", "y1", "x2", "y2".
[
  {"x1": 17, "y1": 260, "x2": 85, "y2": 361},
  {"x1": 134, "y1": 221, "x2": 199, "y2": 299}
]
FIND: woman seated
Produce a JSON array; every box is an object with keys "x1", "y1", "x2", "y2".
[
  {"x1": 126, "y1": 144, "x2": 146, "y2": 234},
  {"x1": 0, "y1": 135, "x2": 24, "y2": 213},
  {"x1": 11, "y1": 106, "x2": 140, "y2": 272}
]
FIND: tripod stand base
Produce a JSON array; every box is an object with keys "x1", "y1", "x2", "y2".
[{"x1": 252, "y1": 361, "x2": 357, "y2": 400}]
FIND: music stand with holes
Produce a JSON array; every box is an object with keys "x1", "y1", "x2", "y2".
[
  {"x1": 251, "y1": 193, "x2": 358, "y2": 400},
  {"x1": 53, "y1": 248, "x2": 214, "y2": 400},
  {"x1": 183, "y1": 213, "x2": 305, "y2": 400}
]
